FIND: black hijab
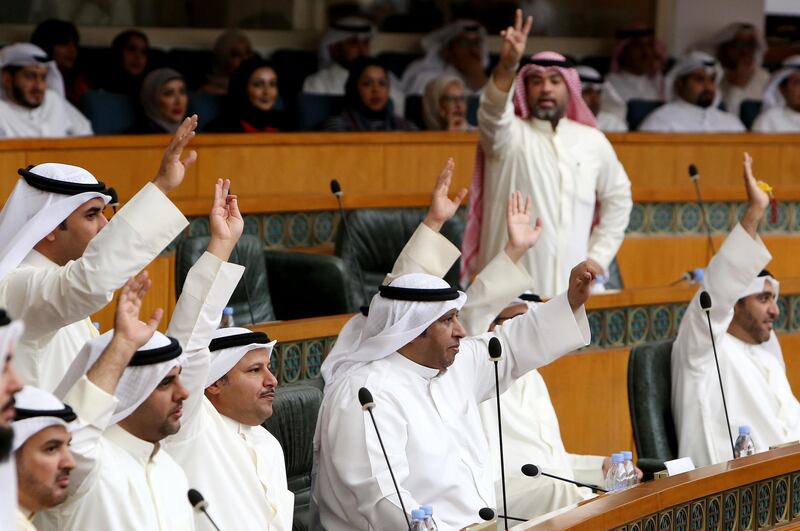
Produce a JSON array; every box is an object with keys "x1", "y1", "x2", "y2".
[
  {"x1": 103, "y1": 30, "x2": 150, "y2": 96},
  {"x1": 342, "y1": 57, "x2": 401, "y2": 130},
  {"x1": 225, "y1": 55, "x2": 287, "y2": 132}
]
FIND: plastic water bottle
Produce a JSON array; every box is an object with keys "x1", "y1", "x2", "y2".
[
  {"x1": 622, "y1": 450, "x2": 637, "y2": 486},
  {"x1": 591, "y1": 274, "x2": 607, "y2": 294},
  {"x1": 419, "y1": 505, "x2": 438, "y2": 530},
  {"x1": 410, "y1": 509, "x2": 427, "y2": 531},
  {"x1": 605, "y1": 453, "x2": 625, "y2": 491},
  {"x1": 219, "y1": 307, "x2": 235, "y2": 328},
  {"x1": 734, "y1": 425, "x2": 756, "y2": 458}
]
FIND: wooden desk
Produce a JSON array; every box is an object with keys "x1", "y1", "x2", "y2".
[{"x1": 522, "y1": 445, "x2": 800, "y2": 530}]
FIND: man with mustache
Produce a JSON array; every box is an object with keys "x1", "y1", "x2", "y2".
[
  {"x1": 0, "y1": 43, "x2": 92, "y2": 138},
  {"x1": 672, "y1": 153, "x2": 798, "y2": 467},
  {"x1": 462, "y1": 9, "x2": 631, "y2": 299},
  {"x1": 0, "y1": 309, "x2": 25, "y2": 531},
  {"x1": 35, "y1": 180, "x2": 244, "y2": 531},
  {"x1": 639, "y1": 51, "x2": 745, "y2": 132},
  {"x1": 12, "y1": 386, "x2": 77, "y2": 531}
]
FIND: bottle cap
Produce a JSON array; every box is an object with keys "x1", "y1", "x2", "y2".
[
  {"x1": 739, "y1": 425, "x2": 750, "y2": 435},
  {"x1": 411, "y1": 509, "x2": 425, "y2": 520},
  {"x1": 223, "y1": 307, "x2": 234, "y2": 316},
  {"x1": 92, "y1": 321, "x2": 101, "y2": 331},
  {"x1": 421, "y1": 505, "x2": 433, "y2": 515},
  {"x1": 612, "y1": 453, "x2": 623, "y2": 463},
  {"x1": 622, "y1": 450, "x2": 633, "y2": 459}
]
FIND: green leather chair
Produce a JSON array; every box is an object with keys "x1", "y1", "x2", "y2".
[
  {"x1": 175, "y1": 235, "x2": 352, "y2": 323},
  {"x1": 627, "y1": 339, "x2": 678, "y2": 478},
  {"x1": 176, "y1": 234, "x2": 275, "y2": 324},
  {"x1": 263, "y1": 381, "x2": 324, "y2": 531},
  {"x1": 335, "y1": 208, "x2": 464, "y2": 310}
]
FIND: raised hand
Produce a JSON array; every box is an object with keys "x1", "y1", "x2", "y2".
[
  {"x1": 113, "y1": 272, "x2": 163, "y2": 352},
  {"x1": 741, "y1": 152, "x2": 770, "y2": 237},
  {"x1": 423, "y1": 158, "x2": 468, "y2": 232},
  {"x1": 499, "y1": 9, "x2": 533, "y2": 71},
  {"x1": 504, "y1": 191, "x2": 541, "y2": 262},
  {"x1": 152, "y1": 115, "x2": 199, "y2": 194},
  {"x1": 207, "y1": 178, "x2": 244, "y2": 261},
  {"x1": 567, "y1": 260, "x2": 601, "y2": 311}
]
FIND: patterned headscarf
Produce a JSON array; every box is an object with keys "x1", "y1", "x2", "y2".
[{"x1": 461, "y1": 52, "x2": 595, "y2": 286}]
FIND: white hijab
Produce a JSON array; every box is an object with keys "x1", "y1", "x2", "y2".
[
  {"x1": 664, "y1": 51, "x2": 724, "y2": 107},
  {"x1": 12, "y1": 385, "x2": 75, "y2": 452},
  {"x1": 54, "y1": 330, "x2": 184, "y2": 424},
  {"x1": 761, "y1": 55, "x2": 800, "y2": 110},
  {"x1": 0, "y1": 163, "x2": 111, "y2": 282},
  {"x1": 321, "y1": 273, "x2": 466, "y2": 387},
  {"x1": 206, "y1": 327, "x2": 276, "y2": 387},
  {"x1": 0, "y1": 42, "x2": 65, "y2": 98}
]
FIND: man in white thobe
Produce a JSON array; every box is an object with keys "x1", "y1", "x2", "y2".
[
  {"x1": 0, "y1": 117, "x2": 198, "y2": 391},
  {"x1": 0, "y1": 43, "x2": 92, "y2": 138},
  {"x1": 576, "y1": 65, "x2": 628, "y2": 133},
  {"x1": 672, "y1": 154, "x2": 800, "y2": 467},
  {"x1": 0, "y1": 310, "x2": 25, "y2": 531},
  {"x1": 639, "y1": 51, "x2": 746, "y2": 133},
  {"x1": 752, "y1": 57, "x2": 800, "y2": 133},
  {"x1": 302, "y1": 16, "x2": 405, "y2": 116},
  {"x1": 605, "y1": 27, "x2": 666, "y2": 104},
  {"x1": 463, "y1": 11, "x2": 631, "y2": 297},
  {"x1": 13, "y1": 386, "x2": 79, "y2": 531},
  {"x1": 36, "y1": 194, "x2": 244, "y2": 531},
  {"x1": 167, "y1": 326, "x2": 294, "y2": 530},
  {"x1": 695, "y1": 22, "x2": 770, "y2": 118},
  {"x1": 401, "y1": 20, "x2": 490, "y2": 96}
]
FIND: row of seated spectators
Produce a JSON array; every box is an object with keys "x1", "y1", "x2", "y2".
[{"x1": 1, "y1": 18, "x2": 797, "y2": 137}]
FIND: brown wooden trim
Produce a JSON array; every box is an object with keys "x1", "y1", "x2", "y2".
[{"x1": 251, "y1": 314, "x2": 354, "y2": 342}]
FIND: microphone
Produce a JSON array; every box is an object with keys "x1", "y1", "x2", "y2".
[
  {"x1": 670, "y1": 267, "x2": 705, "y2": 286},
  {"x1": 187, "y1": 488, "x2": 222, "y2": 531},
  {"x1": 478, "y1": 507, "x2": 526, "y2": 523},
  {"x1": 330, "y1": 179, "x2": 370, "y2": 316},
  {"x1": 521, "y1": 464, "x2": 608, "y2": 493},
  {"x1": 688, "y1": 164, "x2": 716, "y2": 257},
  {"x1": 699, "y1": 291, "x2": 736, "y2": 460},
  {"x1": 487, "y1": 337, "x2": 508, "y2": 530},
  {"x1": 358, "y1": 387, "x2": 412, "y2": 530}
]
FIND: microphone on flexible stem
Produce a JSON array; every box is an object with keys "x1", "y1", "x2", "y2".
[
  {"x1": 670, "y1": 267, "x2": 705, "y2": 286},
  {"x1": 187, "y1": 489, "x2": 222, "y2": 531},
  {"x1": 358, "y1": 387, "x2": 412, "y2": 531},
  {"x1": 521, "y1": 464, "x2": 608, "y2": 493},
  {"x1": 688, "y1": 164, "x2": 716, "y2": 258},
  {"x1": 478, "y1": 508, "x2": 527, "y2": 523},
  {"x1": 487, "y1": 337, "x2": 509, "y2": 531},
  {"x1": 699, "y1": 291, "x2": 736, "y2": 460},
  {"x1": 330, "y1": 179, "x2": 370, "y2": 316}
]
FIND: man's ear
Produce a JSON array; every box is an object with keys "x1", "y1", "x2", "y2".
[{"x1": 205, "y1": 382, "x2": 221, "y2": 396}]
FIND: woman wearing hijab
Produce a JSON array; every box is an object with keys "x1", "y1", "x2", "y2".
[
  {"x1": 99, "y1": 29, "x2": 150, "y2": 98},
  {"x1": 30, "y1": 19, "x2": 88, "y2": 107},
  {"x1": 208, "y1": 56, "x2": 289, "y2": 133},
  {"x1": 129, "y1": 68, "x2": 188, "y2": 134},
  {"x1": 323, "y1": 58, "x2": 416, "y2": 132},
  {"x1": 201, "y1": 29, "x2": 254, "y2": 95},
  {"x1": 422, "y1": 74, "x2": 473, "y2": 131}
]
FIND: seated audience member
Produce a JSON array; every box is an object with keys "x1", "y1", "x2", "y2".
[
  {"x1": 1, "y1": 311, "x2": 24, "y2": 530},
  {"x1": 324, "y1": 58, "x2": 417, "y2": 132},
  {"x1": 30, "y1": 19, "x2": 88, "y2": 107},
  {"x1": 0, "y1": 43, "x2": 92, "y2": 138},
  {"x1": 697, "y1": 22, "x2": 769, "y2": 117},
  {"x1": 752, "y1": 56, "x2": 800, "y2": 132},
  {"x1": 606, "y1": 26, "x2": 666, "y2": 104},
  {"x1": 130, "y1": 68, "x2": 188, "y2": 134},
  {"x1": 303, "y1": 16, "x2": 405, "y2": 114},
  {"x1": 576, "y1": 65, "x2": 628, "y2": 132},
  {"x1": 422, "y1": 74, "x2": 473, "y2": 131},
  {"x1": 401, "y1": 20, "x2": 489, "y2": 95},
  {"x1": 201, "y1": 29, "x2": 254, "y2": 95},
  {"x1": 208, "y1": 56, "x2": 289, "y2": 133},
  {"x1": 99, "y1": 29, "x2": 150, "y2": 98},
  {"x1": 673, "y1": 153, "x2": 800, "y2": 467},
  {"x1": 640, "y1": 51, "x2": 745, "y2": 132},
  {"x1": 13, "y1": 386, "x2": 77, "y2": 530}
]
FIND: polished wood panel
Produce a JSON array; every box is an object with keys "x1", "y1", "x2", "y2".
[{"x1": 5, "y1": 133, "x2": 800, "y2": 213}]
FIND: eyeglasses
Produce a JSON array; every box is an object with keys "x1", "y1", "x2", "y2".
[{"x1": 441, "y1": 94, "x2": 466, "y2": 104}]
